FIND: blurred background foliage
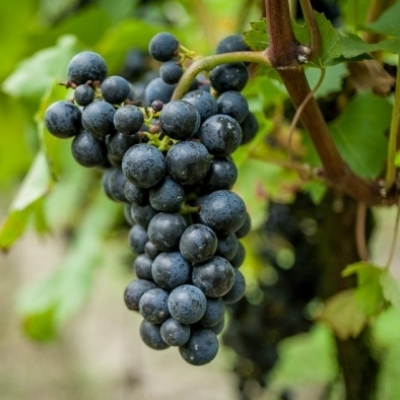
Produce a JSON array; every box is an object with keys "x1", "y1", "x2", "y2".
[{"x1": 2, "y1": 1, "x2": 400, "y2": 400}]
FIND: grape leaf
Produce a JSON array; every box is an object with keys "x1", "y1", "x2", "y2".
[
  {"x1": 2, "y1": 35, "x2": 80, "y2": 100},
  {"x1": 367, "y1": 1, "x2": 400, "y2": 38},
  {"x1": 380, "y1": 271, "x2": 400, "y2": 313},
  {"x1": 243, "y1": 19, "x2": 268, "y2": 51},
  {"x1": 318, "y1": 289, "x2": 367, "y2": 340},
  {"x1": 342, "y1": 262, "x2": 385, "y2": 316},
  {"x1": 16, "y1": 192, "x2": 120, "y2": 341},
  {"x1": 329, "y1": 92, "x2": 391, "y2": 179}
]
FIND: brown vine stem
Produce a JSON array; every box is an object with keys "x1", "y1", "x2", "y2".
[
  {"x1": 264, "y1": 0, "x2": 381, "y2": 206},
  {"x1": 355, "y1": 202, "x2": 368, "y2": 262},
  {"x1": 171, "y1": 51, "x2": 270, "y2": 101}
]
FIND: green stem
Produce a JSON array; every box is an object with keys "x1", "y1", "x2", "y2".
[
  {"x1": 385, "y1": 55, "x2": 400, "y2": 190},
  {"x1": 171, "y1": 51, "x2": 270, "y2": 100},
  {"x1": 385, "y1": 202, "x2": 400, "y2": 270},
  {"x1": 299, "y1": 0, "x2": 321, "y2": 59}
]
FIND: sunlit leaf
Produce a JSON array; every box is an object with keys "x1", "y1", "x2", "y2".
[{"x1": 380, "y1": 271, "x2": 400, "y2": 313}]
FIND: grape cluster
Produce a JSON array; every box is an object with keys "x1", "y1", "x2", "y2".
[{"x1": 44, "y1": 32, "x2": 258, "y2": 366}]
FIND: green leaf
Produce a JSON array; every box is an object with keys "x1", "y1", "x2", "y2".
[
  {"x1": 293, "y1": 12, "x2": 342, "y2": 67},
  {"x1": 343, "y1": 261, "x2": 385, "y2": 315},
  {"x1": 0, "y1": 152, "x2": 52, "y2": 251},
  {"x1": 2, "y1": 35, "x2": 80, "y2": 100},
  {"x1": 16, "y1": 192, "x2": 120, "y2": 341},
  {"x1": 368, "y1": 1, "x2": 400, "y2": 38},
  {"x1": 318, "y1": 289, "x2": 367, "y2": 340},
  {"x1": 380, "y1": 271, "x2": 400, "y2": 313},
  {"x1": 329, "y1": 92, "x2": 391, "y2": 179},
  {"x1": 243, "y1": 19, "x2": 268, "y2": 51},
  {"x1": 302, "y1": 181, "x2": 327, "y2": 205}
]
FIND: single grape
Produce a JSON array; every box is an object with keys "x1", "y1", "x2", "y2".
[
  {"x1": 71, "y1": 131, "x2": 107, "y2": 167},
  {"x1": 210, "y1": 62, "x2": 248, "y2": 93},
  {"x1": 149, "y1": 177, "x2": 185, "y2": 212},
  {"x1": 44, "y1": 101, "x2": 81, "y2": 138},
  {"x1": 133, "y1": 254, "x2": 153, "y2": 280},
  {"x1": 198, "y1": 298, "x2": 225, "y2": 328},
  {"x1": 230, "y1": 241, "x2": 246, "y2": 268},
  {"x1": 122, "y1": 143, "x2": 166, "y2": 188},
  {"x1": 128, "y1": 224, "x2": 148, "y2": 254},
  {"x1": 240, "y1": 111, "x2": 259, "y2": 145},
  {"x1": 130, "y1": 203, "x2": 157, "y2": 227},
  {"x1": 223, "y1": 269, "x2": 246, "y2": 304},
  {"x1": 124, "y1": 204, "x2": 135, "y2": 226},
  {"x1": 216, "y1": 233, "x2": 239, "y2": 262},
  {"x1": 216, "y1": 34, "x2": 250, "y2": 54},
  {"x1": 124, "y1": 279, "x2": 156, "y2": 311},
  {"x1": 159, "y1": 100, "x2": 200, "y2": 140},
  {"x1": 168, "y1": 284, "x2": 207, "y2": 324},
  {"x1": 182, "y1": 90, "x2": 218, "y2": 123},
  {"x1": 160, "y1": 61, "x2": 183, "y2": 84},
  {"x1": 124, "y1": 181, "x2": 149, "y2": 205},
  {"x1": 139, "y1": 287, "x2": 170, "y2": 324},
  {"x1": 82, "y1": 101, "x2": 116, "y2": 137},
  {"x1": 179, "y1": 224, "x2": 217, "y2": 264},
  {"x1": 106, "y1": 132, "x2": 139, "y2": 161},
  {"x1": 100, "y1": 75, "x2": 131, "y2": 104},
  {"x1": 140, "y1": 320, "x2": 169, "y2": 350},
  {"x1": 199, "y1": 114, "x2": 242, "y2": 156},
  {"x1": 68, "y1": 51, "x2": 107, "y2": 85},
  {"x1": 179, "y1": 329, "x2": 219, "y2": 366},
  {"x1": 209, "y1": 318, "x2": 225, "y2": 335},
  {"x1": 160, "y1": 318, "x2": 191, "y2": 346},
  {"x1": 166, "y1": 141, "x2": 210, "y2": 185},
  {"x1": 235, "y1": 212, "x2": 251, "y2": 238},
  {"x1": 147, "y1": 212, "x2": 187, "y2": 251},
  {"x1": 121, "y1": 49, "x2": 147, "y2": 80},
  {"x1": 144, "y1": 241, "x2": 160, "y2": 260},
  {"x1": 192, "y1": 256, "x2": 235, "y2": 298},
  {"x1": 199, "y1": 190, "x2": 247, "y2": 234},
  {"x1": 201, "y1": 157, "x2": 238, "y2": 192},
  {"x1": 148, "y1": 32, "x2": 179, "y2": 62},
  {"x1": 151, "y1": 252, "x2": 191, "y2": 290},
  {"x1": 144, "y1": 77, "x2": 175, "y2": 106},
  {"x1": 217, "y1": 90, "x2": 249, "y2": 123},
  {"x1": 101, "y1": 168, "x2": 128, "y2": 203},
  {"x1": 113, "y1": 105, "x2": 144, "y2": 135},
  {"x1": 74, "y1": 84, "x2": 95, "y2": 106}
]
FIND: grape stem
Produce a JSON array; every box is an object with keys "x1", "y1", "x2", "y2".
[
  {"x1": 171, "y1": 51, "x2": 270, "y2": 101},
  {"x1": 299, "y1": 0, "x2": 321, "y2": 59}
]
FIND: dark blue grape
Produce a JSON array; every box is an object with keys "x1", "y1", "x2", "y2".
[
  {"x1": 106, "y1": 132, "x2": 139, "y2": 161},
  {"x1": 210, "y1": 62, "x2": 248, "y2": 93},
  {"x1": 223, "y1": 269, "x2": 246, "y2": 304},
  {"x1": 166, "y1": 141, "x2": 210, "y2": 185},
  {"x1": 144, "y1": 77, "x2": 175, "y2": 106},
  {"x1": 100, "y1": 75, "x2": 130, "y2": 104},
  {"x1": 124, "y1": 181, "x2": 148, "y2": 205},
  {"x1": 179, "y1": 224, "x2": 217, "y2": 264},
  {"x1": 128, "y1": 224, "x2": 148, "y2": 254},
  {"x1": 199, "y1": 114, "x2": 242, "y2": 156},
  {"x1": 182, "y1": 90, "x2": 218, "y2": 123},
  {"x1": 216, "y1": 34, "x2": 250, "y2": 54},
  {"x1": 192, "y1": 256, "x2": 235, "y2": 298},
  {"x1": 179, "y1": 329, "x2": 219, "y2": 365},
  {"x1": 151, "y1": 252, "x2": 191, "y2": 290},
  {"x1": 230, "y1": 241, "x2": 246, "y2": 268},
  {"x1": 133, "y1": 254, "x2": 153, "y2": 280},
  {"x1": 240, "y1": 111, "x2": 259, "y2": 145},
  {"x1": 149, "y1": 177, "x2": 184, "y2": 212},
  {"x1": 217, "y1": 91, "x2": 249, "y2": 123},
  {"x1": 140, "y1": 320, "x2": 169, "y2": 350},
  {"x1": 160, "y1": 61, "x2": 183, "y2": 84},
  {"x1": 124, "y1": 204, "x2": 135, "y2": 226},
  {"x1": 148, "y1": 32, "x2": 179, "y2": 62},
  {"x1": 124, "y1": 279, "x2": 156, "y2": 311},
  {"x1": 74, "y1": 84, "x2": 95, "y2": 106},
  {"x1": 144, "y1": 241, "x2": 160, "y2": 260},
  {"x1": 101, "y1": 168, "x2": 128, "y2": 202},
  {"x1": 71, "y1": 131, "x2": 107, "y2": 167},
  {"x1": 121, "y1": 49, "x2": 147, "y2": 80},
  {"x1": 202, "y1": 157, "x2": 238, "y2": 192},
  {"x1": 45, "y1": 101, "x2": 81, "y2": 138},
  {"x1": 68, "y1": 51, "x2": 107, "y2": 85},
  {"x1": 160, "y1": 101, "x2": 200, "y2": 140},
  {"x1": 147, "y1": 212, "x2": 187, "y2": 251},
  {"x1": 199, "y1": 190, "x2": 246, "y2": 234},
  {"x1": 139, "y1": 288, "x2": 170, "y2": 324},
  {"x1": 160, "y1": 318, "x2": 191, "y2": 346},
  {"x1": 198, "y1": 298, "x2": 225, "y2": 328},
  {"x1": 113, "y1": 105, "x2": 144, "y2": 135},
  {"x1": 82, "y1": 101, "x2": 116, "y2": 137},
  {"x1": 168, "y1": 284, "x2": 207, "y2": 324},
  {"x1": 216, "y1": 233, "x2": 239, "y2": 261},
  {"x1": 235, "y1": 212, "x2": 251, "y2": 238},
  {"x1": 130, "y1": 203, "x2": 157, "y2": 227},
  {"x1": 122, "y1": 144, "x2": 166, "y2": 188},
  {"x1": 209, "y1": 317, "x2": 225, "y2": 335}
]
